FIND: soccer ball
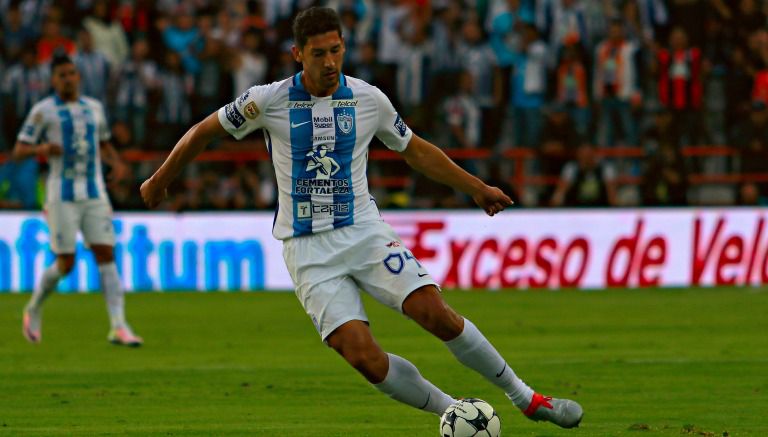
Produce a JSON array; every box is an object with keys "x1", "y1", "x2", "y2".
[{"x1": 439, "y1": 398, "x2": 501, "y2": 437}]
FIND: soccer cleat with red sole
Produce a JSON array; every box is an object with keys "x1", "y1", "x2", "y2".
[{"x1": 523, "y1": 392, "x2": 583, "y2": 428}]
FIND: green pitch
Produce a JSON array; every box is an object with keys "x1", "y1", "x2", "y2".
[{"x1": 1, "y1": 288, "x2": 767, "y2": 436}]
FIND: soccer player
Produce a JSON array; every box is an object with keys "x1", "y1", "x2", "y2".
[
  {"x1": 16, "y1": 54, "x2": 143, "y2": 347},
  {"x1": 140, "y1": 7, "x2": 582, "y2": 428}
]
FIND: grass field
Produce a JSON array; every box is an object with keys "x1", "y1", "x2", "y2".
[{"x1": 1, "y1": 288, "x2": 767, "y2": 436}]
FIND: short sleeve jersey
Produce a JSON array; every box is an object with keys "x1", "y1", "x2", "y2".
[
  {"x1": 17, "y1": 95, "x2": 111, "y2": 203},
  {"x1": 218, "y1": 73, "x2": 413, "y2": 240}
]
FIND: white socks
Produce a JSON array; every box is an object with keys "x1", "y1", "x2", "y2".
[
  {"x1": 27, "y1": 265, "x2": 62, "y2": 311},
  {"x1": 98, "y1": 262, "x2": 126, "y2": 329},
  {"x1": 445, "y1": 318, "x2": 534, "y2": 409},
  {"x1": 374, "y1": 353, "x2": 457, "y2": 416}
]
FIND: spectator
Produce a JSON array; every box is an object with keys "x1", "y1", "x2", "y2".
[
  {"x1": 232, "y1": 29, "x2": 268, "y2": 98},
  {"x1": 640, "y1": 143, "x2": 688, "y2": 206},
  {"x1": 83, "y1": 0, "x2": 130, "y2": 68},
  {"x1": 74, "y1": 27, "x2": 111, "y2": 104},
  {"x1": 734, "y1": 101, "x2": 768, "y2": 200},
  {"x1": 154, "y1": 51, "x2": 194, "y2": 149},
  {"x1": 269, "y1": 40, "x2": 298, "y2": 83},
  {"x1": 193, "y1": 35, "x2": 230, "y2": 119},
  {"x1": 36, "y1": 18, "x2": 76, "y2": 64},
  {"x1": 486, "y1": 0, "x2": 536, "y2": 34},
  {"x1": 642, "y1": 106, "x2": 680, "y2": 152},
  {"x1": 702, "y1": 14, "x2": 730, "y2": 144},
  {"x1": 555, "y1": 43, "x2": 590, "y2": 137},
  {"x1": 0, "y1": 158, "x2": 40, "y2": 209},
  {"x1": 349, "y1": 42, "x2": 391, "y2": 91},
  {"x1": 656, "y1": 27, "x2": 704, "y2": 145},
  {"x1": 551, "y1": 143, "x2": 618, "y2": 207},
  {"x1": 495, "y1": 22, "x2": 548, "y2": 149},
  {"x1": 162, "y1": 7, "x2": 203, "y2": 74},
  {"x1": 1, "y1": 45, "x2": 49, "y2": 146},
  {"x1": 539, "y1": 104, "x2": 581, "y2": 184},
  {"x1": 457, "y1": 15, "x2": 502, "y2": 148},
  {"x1": 443, "y1": 71, "x2": 482, "y2": 150},
  {"x1": 114, "y1": 38, "x2": 157, "y2": 146},
  {"x1": 594, "y1": 19, "x2": 641, "y2": 147},
  {"x1": 727, "y1": 46, "x2": 756, "y2": 136},
  {"x1": 536, "y1": 0, "x2": 589, "y2": 63},
  {"x1": 1, "y1": 5, "x2": 35, "y2": 64},
  {"x1": 396, "y1": 19, "x2": 432, "y2": 130},
  {"x1": 632, "y1": 0, "x2": 668, "y2": 45}
]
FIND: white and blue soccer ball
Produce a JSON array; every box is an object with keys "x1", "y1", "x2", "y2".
[{"x1": 440, "y1": 398, "x2": 501, "y2": 437}]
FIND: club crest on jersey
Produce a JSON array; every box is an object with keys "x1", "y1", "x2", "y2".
[{"x1": 336, "y1": 112, "x2": 354, "y2": 135}]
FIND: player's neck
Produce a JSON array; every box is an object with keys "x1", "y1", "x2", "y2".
[
  {"x1": 300, "y1": 73, "x2": 338, "y2": 98},
  {"x1": 56, "y1": 92, "x2": 79, "y2": 103}
]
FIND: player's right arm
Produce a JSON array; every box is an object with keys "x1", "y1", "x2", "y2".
[
  {"x1": 12, "y1": 102, "x2": 62, "y2": 160},
  {"x1": 141, "y1": 84, "x2": 274, "y2": 208},
  {"x1": 140, "y1": 112, "x2": 227, "y2": 208}
]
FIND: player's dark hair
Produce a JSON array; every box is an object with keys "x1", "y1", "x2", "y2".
[
  {"x1": 292, "y1": 7, "x2": 342, "y2": 49},
  {"x1": 51, "y1": 53, "x2": 75, "y2": 71}
]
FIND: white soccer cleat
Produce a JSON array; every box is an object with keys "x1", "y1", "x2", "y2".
[
  {"x1": 22, "y1": 307, "x2": 42, "y2": 344},
  {"x1": 108, "y1": 325, "x2": 143, "y2": 347},
  {"x1": 522, "y1": 392, "x2": 583, "y2": 429}
]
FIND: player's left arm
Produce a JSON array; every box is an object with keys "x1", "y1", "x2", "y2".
[
  {"x1": 100, "y1": 141, "x2": 129, "y2": 182},
  {"x1": 400, "y1": 134, "x2": 513, "y2": 216}
]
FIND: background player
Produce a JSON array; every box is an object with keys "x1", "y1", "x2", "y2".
[
  {"x1": 141, "y1": 7, "x2": 581, "y2": 428},
  {"x1": 15, "y1": 54, "x2": 142, "y2": 347}
]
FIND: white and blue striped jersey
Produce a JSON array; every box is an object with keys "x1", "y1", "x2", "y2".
[
  {"x1": 218, "y1": 73, "x2": 413, "y2": 240},
  {"x1": 17, "y1": 95, "x2": 111, "y2": 203}
]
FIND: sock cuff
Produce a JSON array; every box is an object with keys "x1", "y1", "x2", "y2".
[
  {"x1": 375, "y1": 353, "x2": 403, "y2": 388},
  {"x1": 97, "y1": 262, "x2": 118, "y2": 274},
  {"x1": 444, "y1": 318, "x2": 479, "y2": 349}
]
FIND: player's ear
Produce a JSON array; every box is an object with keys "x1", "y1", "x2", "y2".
[{"x1": 291, "y1": 45, "x2": 302, "y2": 63}]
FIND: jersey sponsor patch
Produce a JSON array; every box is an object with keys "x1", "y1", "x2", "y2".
[
  {"x1": 244, "y1": 101, "x2": 260, "y2": 119},
  {"x1": 296, "y1": 201, "x2": 350, "y2": 220},
  {"x1": 237, "y1": 90, "x2": 250, "y2": 105},
  {"x1": 394, "y1": 114, "x2": 408, "y2": 137},
  {"x1": 225, "y1": 102, "x2": 245, "y2": 128},
  {"x1": 286, "y1": 101, "x2": 316, "y2": 109},
  {"x1": 329, "y1": 99, "x2": 358, "y2": 108}
]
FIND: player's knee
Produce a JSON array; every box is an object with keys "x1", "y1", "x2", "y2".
[
  {"x1": 57, "y1": 255, "x2": 75, "y2": 275},
  {"x1": 91, "y1": 245, "x2": 115, "y2": 264}
]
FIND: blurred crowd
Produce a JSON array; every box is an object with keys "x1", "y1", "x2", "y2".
[{"x1": 1, "y1": 0, "x2": 768, "y2": 211}]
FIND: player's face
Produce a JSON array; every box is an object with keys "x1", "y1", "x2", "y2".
[
  {"x1": 52, "y1": 63, "x2": 80, "y2": 99},
  {"x1": 293, "y1": 31, "x2": 345, "y2": 96}
]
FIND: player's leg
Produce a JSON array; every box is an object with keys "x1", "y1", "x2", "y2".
[
  {"x1": 83, "y1": 200, "x2": 142, "y2": 346},
  {"x1": 402, "y1": 286, "x2": 583, "y2": 428},
  {"x1": 325, "y1": 318, "x2": 456, "y2": 416},
  {"x1": 23, "y1": 202, "x2": 78, "y2": 343},
  {"x1": 283, "y1": 228, "x2": 455, "y2": 416}
]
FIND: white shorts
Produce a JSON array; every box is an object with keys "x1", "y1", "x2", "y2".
[
  {"x1": 45, "y1": 199, "x2": 115, "y2": 254},
  {"x1": 282, "y1": 220, "x2": 439, "y2": 341}
]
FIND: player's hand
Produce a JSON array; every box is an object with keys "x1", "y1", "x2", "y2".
[
  {"x1": 140, "y1": 177, "x2": 168, "y2": 209},
  {"x1": 39, "y1": 143, "x2": 63, "y2": 157},
  {"x1": 472, "y1": 185, "x2": 513, "y2": 216},
  {"x1": 109, "y1": 161, "x2": 130, "y2": 183}
]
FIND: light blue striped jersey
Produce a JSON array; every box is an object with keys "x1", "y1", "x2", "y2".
[
  {"x1": 218, "y1": 73, "x2": 413, "y2": 240},
  {"x1": 17, "y1": 95, "x2": 111, "y2": 203}
]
